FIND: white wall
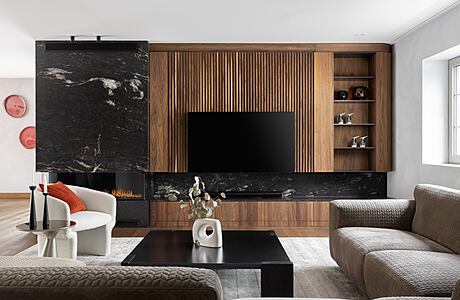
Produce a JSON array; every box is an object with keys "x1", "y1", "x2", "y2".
[
  {"x1": 389, "y1": 5, "x2": 460, "y2": 198},
  {"x1": 0, "y1": 78, "x2": 35, "y2": 192}
]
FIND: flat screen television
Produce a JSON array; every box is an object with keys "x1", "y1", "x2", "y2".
[{"x1": 188, "y1": 112, "x2": 295, "y2": 172}]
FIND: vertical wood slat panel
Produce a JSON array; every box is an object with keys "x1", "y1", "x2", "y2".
[
  {"x1": 153, "y1": 51, "x2": 314, "y2": 172},
  {"x1": 313, "y1": 52, "x2": 334, "y2": 172},
  {"x1": 370, "y1": 52, "x2": 392, "y2": 171},
  {"x1": 149, "y1": 52, "x2": 169, "y2": 172}
]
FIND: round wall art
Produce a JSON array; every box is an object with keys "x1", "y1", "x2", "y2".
[
  {"x1": 4, "y1": 95, "x2": 26, "y2": 118},
  {"x1": 19, "y1": 126, "x2": 36, "y2": 149}
]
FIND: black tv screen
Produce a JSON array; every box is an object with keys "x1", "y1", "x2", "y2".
[{"x1": 188, "y1": 112, "x2": 295, "y2": 172}]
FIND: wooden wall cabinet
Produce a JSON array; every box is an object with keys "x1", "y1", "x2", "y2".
[{"x1": 150, "y1": 201, "x2": 329, "y2": 230}]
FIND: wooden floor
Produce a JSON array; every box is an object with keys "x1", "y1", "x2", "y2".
[
  {"x1": 0, "y1": 198, "x2": 328, "y2": 256},
  {"x1": 0, "y1": 198, "x2": 37, "y2": 256}
]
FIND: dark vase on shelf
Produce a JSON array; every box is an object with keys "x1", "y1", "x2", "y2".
[
  {"x1": 28, "y1": 186, "x2": 37, "y2": 229},
  {"x1": 336, "y1": 90, "x2": 348, "y2": 100},
  {"x1": 351, "y1": 86, "x2": 369, "y2": 100},
  {"x1": 42, "y1": 193, "x2": 49, "y2": 229}
]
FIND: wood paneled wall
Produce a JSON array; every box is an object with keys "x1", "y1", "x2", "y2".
[
  {"x1": 150, "y1": 51, "x2": 316, "y2": 172},
  {"x1": 313, "y1": 52, "x2": 334, "y2": 171},
  {"x1": 150, "y1": 43, "x2": 392, "y2": 173},
  {"x1": 370, "y1": 52, "x2": 392, "y2": 171}
]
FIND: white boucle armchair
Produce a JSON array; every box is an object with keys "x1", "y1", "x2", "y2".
[{"x1": 34, "y1": 185, "x2": 116, "y2": 259}]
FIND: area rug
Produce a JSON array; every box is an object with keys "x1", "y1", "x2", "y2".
[{"x1": 18, "y1": 237, "x2": 365, "y2": 300}]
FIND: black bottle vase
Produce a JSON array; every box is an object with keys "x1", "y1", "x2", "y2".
[
  {"x1": 43, "y1": 193, "x2": 49, "y2": 229},
  {"x1": 29, "y1": 186, "x2": 37, "y2": 229}
]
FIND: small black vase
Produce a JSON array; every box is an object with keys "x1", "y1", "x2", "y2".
[{"x1": 336, "y1": 90, "x2": 348, "y2": 100}]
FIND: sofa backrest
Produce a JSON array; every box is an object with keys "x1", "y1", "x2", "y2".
[{"x1": 412, "y1": 184, "x2": 460, "y2": 254}]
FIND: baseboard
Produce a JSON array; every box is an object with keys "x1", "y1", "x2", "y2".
[{"x1": 0, "y1": 193, "x2": 29, "y2": 200}]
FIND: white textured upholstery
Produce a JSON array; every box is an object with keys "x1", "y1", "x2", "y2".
[
  {"x1": 34, "y1": 185, "x2": 116, "y2": 259},
  {"x1": 71, "y1": 211, "x2": 112, "y2": 231}
]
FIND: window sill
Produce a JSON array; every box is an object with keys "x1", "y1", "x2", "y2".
[{"x1": 423, "y1": 163, "x2": 460, "y2": 168}]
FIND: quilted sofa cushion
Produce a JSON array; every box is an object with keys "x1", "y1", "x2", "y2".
[
  {"x1": 70, "y1": 211, "x2": 112, "y2": 231},
  {"x1": 413, "y1": 184, "x2": 460, "y2": 254},
  {"x1": 364, "y1": 250, "x2": 460, "y2": 299},
  {"x1": 0, "y1": 266, "x2": 222, "y2": 300},
  {"x1": 330, "y1": 227, "x2": 453, "y2": 291}
]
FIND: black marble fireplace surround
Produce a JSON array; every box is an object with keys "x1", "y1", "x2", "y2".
[
  {"x1": 36, "y1": 41, "x2": 149, "y2": 173},
  {"x1": 54, "y1": 171, "x2": 385, "y2": 227},
  {"x1": 56, "y1": 172, "x2": 386, "y2": 202},
  {"x1": 151, "y1": 172, "x2": 386, "y2": 200}
]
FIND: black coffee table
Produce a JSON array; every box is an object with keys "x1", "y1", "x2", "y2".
[{"x1": 121, "y1": 230, "x2": 293, "y2": 297}]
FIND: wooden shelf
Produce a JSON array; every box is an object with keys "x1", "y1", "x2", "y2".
[
  {"x1": 334, "y1": 75, "x2": 374, "y2": 80},
  {"x1": 334, "y1": 170, "x2": 375, "y2": 173},
  {"x1": 334, "y1": 99, "x2": 374, "y2": 103},
  {"x1": 334, "y1": 147, "x2": 375, "y2": 150},
  {"x1": 334, "y1": 123, "x2": 375, "y2": 126}
]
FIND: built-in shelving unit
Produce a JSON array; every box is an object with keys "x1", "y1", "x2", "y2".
[{"x1": 333, "y1": 52, "x2": 391, "y2": 172}]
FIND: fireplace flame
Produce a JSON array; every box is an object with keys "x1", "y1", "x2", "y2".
[{"x1": 109, "y1": 188, "x2": 143, "y2": 199}]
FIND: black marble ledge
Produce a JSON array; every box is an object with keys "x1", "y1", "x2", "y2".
[{"x1": 150, "y1": 172, "x2": 387, "y2": 201}]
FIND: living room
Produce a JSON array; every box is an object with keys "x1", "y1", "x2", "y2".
[{"x1": 0, "y1": 0, "x2": 459, "y2": 299}]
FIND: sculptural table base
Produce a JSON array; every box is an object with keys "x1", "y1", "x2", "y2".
[{"x1": 40, "y1": 231, "x2": 59, "y2": 257}]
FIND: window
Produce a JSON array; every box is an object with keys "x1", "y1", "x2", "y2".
[{"x1": 449, "y1": 56, "x2": 460, "y2": 163}]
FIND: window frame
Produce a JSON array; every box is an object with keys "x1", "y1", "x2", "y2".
[{"x1": 449, "y1": 56, "x2": 460, "y2": 164}]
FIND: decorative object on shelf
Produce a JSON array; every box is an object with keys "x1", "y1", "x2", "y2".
[
  {"x1": 336, "y1": 90, "x2": 348, "y2": 100},
  {"x1": 360, "y1": 136, "x2": 368, "y2": 148},
  {"x1": 346, "y1": 113, "x2": 354, "y2": 125},
  {"x1": 351, "y1": 136, "x2": 360, "y2": 148},
  {"x1": 192, "y1": 218, "x2": 223, "y2": 248},
  {"x1": 168, "y1": 176, "x2": 226, "y2": 248},
  {"x1": 4, "y1": 95, "x2": 26, "y2": 118},
  {"x1": 351, "y1": 86, "x2": 369, "y2": 100},
  {"x1": 337, "y1": 113, "x2": 346, "y2": 124},
  {"x1": 42, "y1": 173, "x2": 49, "y2": 229},
  {"x1": 19, "y1": 126, "x2": 36, "y2": 149}
]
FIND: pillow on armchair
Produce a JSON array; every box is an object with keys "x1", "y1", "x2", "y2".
[{"x1": 39, "y1": 181, "x2": 87, "y2": 214}]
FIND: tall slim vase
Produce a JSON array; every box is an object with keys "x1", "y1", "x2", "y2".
[
  {"x1": 42, "y1": 192, "x2": 49, "y2": 229},
  {"x1": 29, "y1": 186, "x2": 37, "y2": 229}
]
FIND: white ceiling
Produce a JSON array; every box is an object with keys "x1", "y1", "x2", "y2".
[{"x1": 0, "y1": 0, "x2": 459, "y2": 78}]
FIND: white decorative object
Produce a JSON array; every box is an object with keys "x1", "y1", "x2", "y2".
[
  {"x1": 34, "y1": 185, "x2": 116, "y2": 259},
  {"x1": 192, "y1": 218, "x2": 223, "y2": 248}
]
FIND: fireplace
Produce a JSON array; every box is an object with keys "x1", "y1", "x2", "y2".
[{"x1": 55, "y1": 173, "x2": 149, "y2": 227}]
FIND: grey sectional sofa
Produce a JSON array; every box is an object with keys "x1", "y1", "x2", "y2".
[{"x1": 330, "y1": 184, "x2": 460, "y2": 299}]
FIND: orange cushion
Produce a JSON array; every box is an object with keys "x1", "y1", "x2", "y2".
[{"x1": 39, "y1": 181, "x2": 87, "y2": 214}]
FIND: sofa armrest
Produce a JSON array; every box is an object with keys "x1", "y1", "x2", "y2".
[
  {"x1": 453, "y1": 279, "x2": 460, "y2": 300},
  {"x1": 329, "y1": 199, "x2": 416, "y2": 232},
  {"x1": 68, "y1": 185, "x2": 116, "y2": 223},
  {"x1": 0, "y1": 266, "x2": 222, "y2": 300}
]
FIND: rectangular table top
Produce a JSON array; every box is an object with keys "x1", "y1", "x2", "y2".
[{"x1": 121, "y1": 230, "x2": 292, "y2": 269}]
